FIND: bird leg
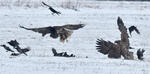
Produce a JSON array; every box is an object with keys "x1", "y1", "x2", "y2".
[
  {"x1": 61, "y1": 39, "x2": 65, "y2": 43},
  {"x1": 66, "y1": 40, "x2": 69, "y2": 43}
]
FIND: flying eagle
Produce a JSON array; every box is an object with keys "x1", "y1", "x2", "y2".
[
  {"x1": 96, "y1": 17, "x2": 134, "y2": 60},
  {"x1": 128, "y1": 25, "x2": 140, "y2": 36},
  {"x1": 19, "y1": 24, "x2": 85, "y2": 43}
]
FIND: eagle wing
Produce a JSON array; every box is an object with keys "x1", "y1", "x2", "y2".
[
  {"x1": 117, "y1": 17, "x2": 129, "y2": 42},
  {"x1": 19, "y1": 24, "x2": 84, "y2": 43},
  {"x1": 117, "y1": 17, "x2": 134, "y2": 59},
  {"x1": 96, "y1": 39, "x2": 121, "y2": 58},
  {"x1": 19, "y1": 25, "x2": 58, "y2": 38},
  {"x1": 62, "y1": 24, "x2": 85, "y2": 30}
]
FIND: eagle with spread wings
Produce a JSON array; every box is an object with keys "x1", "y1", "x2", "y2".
[
  {"x1": 19, "y1": 24, "x2": 85, "y2": 43},
  {"x1": 96, "y1": 17, "x2": 134, "y2": 60}
]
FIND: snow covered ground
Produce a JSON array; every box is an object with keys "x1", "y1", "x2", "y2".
[{"x1": 1, "y1": 1, "x2": 150, "y2": 74}]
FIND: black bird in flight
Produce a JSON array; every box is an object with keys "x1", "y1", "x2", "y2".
[
  {"x1": 42, "y1": 2, "x2": 61, "y2": 15},
  {"x1": 128, "y1": 26, "x2": 140, "y2": 36}
]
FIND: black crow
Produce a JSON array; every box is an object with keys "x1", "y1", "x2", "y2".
[
  {"x1": 7, "y1": 40, "x2": 19, "y2": 49},
  {"x1": 51, "y1": 48, "x2": 75, "y2": 57},
  {"x1": 0, "y1": 45, "x2": 14, "y2": 52},
  {"x1": 10, "y1": 53, "x2": 20, "y2": 56},
  {"x1": 137, "y1": 49, "x2": 145, "y2": 60},
  {"x1": 42, "y1": 2, "x2": 61, "y2": 15},
  {"x1": 52, "y1": 48, "x2": 63, "y2": 56},
  {"x1": 128, "y1": 26, "x2": 140, "y2": 36},
  {"x1": 15, "y1": 46, "x2": 28, "y2": 56},
  {"x1": 21, "y1": 47, "x2": 30, "y2": 53}
]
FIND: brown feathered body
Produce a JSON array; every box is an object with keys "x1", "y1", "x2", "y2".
[
  {"x1": 20, "y1": 24, "x2": 85, "y2": 43},
  {"x1": 96, "y1": 17, "x2": 134, "y2": 60},
  {"x1": 96, "y1": 39, "x2": 121, "y2": 58}
]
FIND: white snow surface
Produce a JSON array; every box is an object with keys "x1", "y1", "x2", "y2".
[{"x1": 1, "y1": 1, "x2": 150, "y2": 74}]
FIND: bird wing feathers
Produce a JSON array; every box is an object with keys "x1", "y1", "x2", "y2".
[
  {"x1": 42, "y1": 2, "x2": 51, "y2": 8},
  {"x1": 19, "y1": 24, "x2": 84, "y2": 42},
  {"x1": 96, "y1": 39, "x2": 121, "y2": 58},
  {"x1": 61, "y1": 24, "x2": 85, "y2": 30},
  {"x1": 134, "y1": 27, "x2": 140, "y2": 34},
  {"x1": 19, "y1": 25, "x2": 53, "y2": 37},
  {"x1": 53, "y1": 24, "x2": 84, "y2": 42},
  {"x1": 129, "y1": 26, "x2": 140, "y2": 35},
  {"x1": 117, "y1": 17, "x2": 129, "y2": 42}
]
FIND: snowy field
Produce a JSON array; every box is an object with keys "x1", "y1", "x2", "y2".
[{"x1": 1, "y1": 0, "x2": 150, "y2": 74}]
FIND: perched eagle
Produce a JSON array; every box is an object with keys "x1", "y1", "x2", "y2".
[
  {"x1": 19, "y1": 24, "x2": 85, "y2": 43},
  {"x1": 128, "y1": 25, "x2": 140, "y2": 36},
  {"x1": 96, "y1": 17, "x2": 134, "y2": 60}
]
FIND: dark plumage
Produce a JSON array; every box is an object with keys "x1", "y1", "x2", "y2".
[
  {"x1": 96, "y1": 17, "x2": 134, "y2": 59},
  {"x1": 51, "y1": 48, "x2": 75, "y2": 57},
  {"x1": 13, "y1": 46, "x2": 30, "y2": 56},
  {"x1": 52, "y1": 48, "x2": 57, "y2": 56},
  {"x1": 52, "y1": 48, "x2": 63, "y2": 56},
  {"x1": 21, "y1": 47, "x2": 31, "y2": 53},
  {"x1": 137, "y1": 49, "x2": 145, "y2": 60},
  {"x1": 7, "y1": 40, "x2": 19, "y2": 49},
  {"x1": 8, "y1": 40, "x2": 30, "y2": 56},
  {"x1": 0, "y1": 45, "x2": 14, "y2": 52},
  {"x1": 96, "y1": 39, "x2": 121, "y2": 58},
  {"x1": 19, "y1": 24, "x2": 85, "y2": 43},
  {"x1": 15, "y1": 46, "x2": 28, "y2": 56},
  {"x1": 10, "y1": 53, "x2": 20, "y2": 56},
  {"x1": 42, "y1": 2, "x2": 61, "y2": 15},
  {"x1": 128, "y1": 26, "x2": 140, "y2": 36},
  {"x1": 19, "y1": 25, "x2": 57, "y2": 37}
]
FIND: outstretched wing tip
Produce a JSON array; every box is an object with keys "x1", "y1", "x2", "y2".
[{"x1": 80, "y1": 24, "x2": 85, "y2": 27}]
